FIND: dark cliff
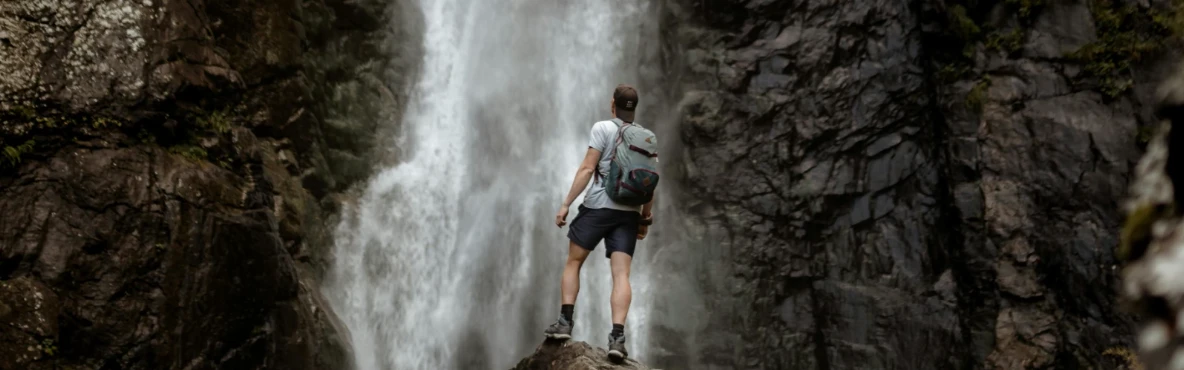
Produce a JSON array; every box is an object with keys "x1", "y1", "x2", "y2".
[
  {"x1": 1, "y1": 0, "x2": 1173, "y2": 369},
  {"x1": 662, "y1": 0, "x2": 1178, "y2": 369},
  {"x1": 0, "y1": 0, "x2": 418, "y2": 369}
]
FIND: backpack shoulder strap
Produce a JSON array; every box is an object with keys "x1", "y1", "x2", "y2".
[
  {"x1": 595, "y1": 119, "x2": 626, "y2": 184},
  {"x1": 609, "y1": 118, "x2": 630, "y2": 159}
]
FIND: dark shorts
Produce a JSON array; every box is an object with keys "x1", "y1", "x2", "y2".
[{"x1": 567, "y1": 204, "x2": 641, "y2": 258}]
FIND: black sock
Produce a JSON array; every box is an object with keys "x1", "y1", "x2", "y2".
[
  {"x1": 611, "y1": 324, "x2": 624, "y2": 337},
  {"x1": 561, "y1": 305, "x2": 574, "y2": 322}
]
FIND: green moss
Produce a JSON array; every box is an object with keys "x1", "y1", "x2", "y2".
[
  {"x1": 1119, "y1": 203, "x2": 1175, "y2": 262},
  {"x1": 1137, "y1": 124, "x2": 1157, "y2": 145},
  {"x1": 985, "y1": 28, "x2": 1025, "y2": 54},
  {"x1": 169, "y1": 145, "x2": 208, "y2": 162},
  {"x1": 1153, "y1": 4, "x2": 1184, "y2": 35},
  {"x1": 2, "y1": 104, "x2": 124, "y2": 131},
  {"x1": 1068, "y1": 0, "x2": 1179, "y2": 98},
  {"x1": 1103, "y1": 347, "x2": 1145, "y2": 370},
  {"x1": 966, "y1": 77, "x2": 992, "y2": 113},
  {"x1": 1, "y1": 140, "x2": 35, "y2": 169},
  {"x1": 193, "y1": 108, "x2": 232, "y2": 134},
  {"x1": 91, "y1": 116, "x2": 122, "y2": 129},
  {"x1": 937, "y1": 64, "x2": 972, "y2": 83},
  {"x1": 1005, "y1": 0, "x2": 1046, "y2": 21},
  {"x1": 950, "y1": 5, "x2": 982, "y2": 42},
  {"x1": 40, "y1": 338, "x2": 57, "y2": 357}
]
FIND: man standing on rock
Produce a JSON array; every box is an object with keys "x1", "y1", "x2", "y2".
[{"x1": 546, "y1": 84, "x2": 660, "y2": 362}]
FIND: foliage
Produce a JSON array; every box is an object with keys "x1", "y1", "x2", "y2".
[
  {"x1": 985, "y1": 28, "x2": 1025, "y2": 54},
  {"x1": 40, "y1": 338, "x2": 57, "y2": 357},
  {"x1": 1067, "y1": 0, "x2": 1180, "y2": 98},
  {"x1": 4, "y1": 103, "x2": 124, "y2": 130},
  {"x1": 966, "y1": 77, "x2": 992, "y2": 113},
  {"x1": 1, "y1": 139, "x2": 35, "y2": 169},
  {"x1": 1119, "y1": 202, "x2": 1175, "y2": 262},
  {"x1": 949, "y1": 5, "x2": 982, "y2": 45},
  {"x1": 1136, "y1": 123, "x2": 1159, "y2": 146},
  {"x1": 169, "y1": 145, "x2": 209, "y2": 162},
  {"x1": 1006, "y1": 0, "x2": 1046, "y2": 21},
  {"x1": 1103, "y1": 347, "x2": 1144, "y2": 370},
  {"x1": 193, "y1": 107, "x2": 232, "y2": 134}
]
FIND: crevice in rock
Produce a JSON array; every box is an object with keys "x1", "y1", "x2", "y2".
[{"x1": 808, "y1": 282, "x2": 831, "y2": 370}]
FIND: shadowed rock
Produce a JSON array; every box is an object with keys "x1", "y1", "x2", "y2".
[{"x1": 510, "y1": 340, "x2": 652, "y2": 370}]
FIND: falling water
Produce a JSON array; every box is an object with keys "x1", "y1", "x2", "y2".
[{"x1": 323, "y1": 1, "x2": 666, "y2": 369}]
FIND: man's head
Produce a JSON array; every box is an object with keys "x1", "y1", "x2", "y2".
[{"x1": 612, "y1": 84, "x2": 639, "y2": 123}]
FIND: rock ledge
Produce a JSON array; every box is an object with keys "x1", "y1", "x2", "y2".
[{"x1": 510, "y1": 340, "x2": 653, "y2": 370}]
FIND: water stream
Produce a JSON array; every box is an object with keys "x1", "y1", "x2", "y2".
[{"x1": 322, "y1": 1, "x2": 672, "y2": 369}]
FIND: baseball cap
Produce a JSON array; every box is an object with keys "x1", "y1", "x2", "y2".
[{"x1": 613, "y1": 84, "x2": 639, "y2": 122}]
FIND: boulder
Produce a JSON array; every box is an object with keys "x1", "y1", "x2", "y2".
[{"x1": 511, "y1": 340, "x2": 651, "y2": 370}]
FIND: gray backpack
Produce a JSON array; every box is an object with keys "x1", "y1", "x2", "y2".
[{"x1": 596, "y1": 118, "x2": 660, "y2": 206}]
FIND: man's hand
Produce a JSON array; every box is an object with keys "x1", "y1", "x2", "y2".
[
  {"x1": 637, "y1": 225, "x2": 649, "y2": 240},
  {"x1": 556, "y1": 205, "x2": 570, "y2": 228}
]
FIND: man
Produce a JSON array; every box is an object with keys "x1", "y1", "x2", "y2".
[{"x1": 545, "y1": 84, "x2": 655, "y2": 361}]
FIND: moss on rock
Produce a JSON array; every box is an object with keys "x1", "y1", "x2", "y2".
[
  {"x1": 1119, "y1": 202, "x2": 1174, "y2": 262},
  {"x1": 966, "y1": 77, "x2": 992, "y2": 113},
  {"x1": 1067, "y1": 0, "x2": 1180, "y2": 98}
]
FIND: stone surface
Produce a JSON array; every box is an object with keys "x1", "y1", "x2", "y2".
[
  {"x1": 1119, "y1": 62, "x2": 1184, "y2": 370},
  {"x1": 510, "y1": 340, "x2": 651, "y2": 370},
  {"x1": 0, "y1": 0, "x2": 414, "y2": 368},
  {"x1": 658, "y1": 0, "x2": 1170, "y2": 368}
]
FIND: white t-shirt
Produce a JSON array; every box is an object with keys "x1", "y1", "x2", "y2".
[{"x1": 582, "y1": 119, "x2": 643, "y2": 213}]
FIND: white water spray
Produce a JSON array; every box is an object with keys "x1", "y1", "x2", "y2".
[{"x1": 323, "y1": 1, "x2": 662, "y2": 369}]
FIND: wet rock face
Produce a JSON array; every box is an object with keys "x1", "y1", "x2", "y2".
[
  {"x1": 0, "y1": 277, "x2": 60, "y2": 369},
  {"x1": 0, "y1": 0, "x2": 411, "y2": 368},
  {"x1": 0, "y1": 0, "x2": 157, "y2": 108},
  {"x1": 0, "y1": 144, "x2": 322, "y2": 370},
  {"x1": 666, "y1": 0, "x2": 1165, "y2": 368}
]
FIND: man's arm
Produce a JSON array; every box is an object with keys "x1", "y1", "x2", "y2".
[
  {"x1": 637, "y1": 194, "x2": 655, "y2": 239},
  {"x1": 562, "y1": 147, "x2": 602, "y2": 208}
]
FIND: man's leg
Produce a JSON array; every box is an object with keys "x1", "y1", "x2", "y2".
[
  {"x1": 609, "y1": 252, "x2": 632, "y2": 325},
  {"x1": 561, "y1": 241, "x2": 592, "y2": 305},
  {"x1": 546, "y1": 242, "x2": 591, "y2": 339},
  {"x1": 603, "y1": 212, "x2": 638, "y2": 361},
  {"x1": 548, "y1": 206, "x2": 604, "y2": 340}
]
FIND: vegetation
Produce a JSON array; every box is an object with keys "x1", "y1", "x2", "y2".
[
  {"x1": 985, "y1": 28, "x2": 1025, "y2": 55},
  {"x1": 1118, "y1": 202, "x2": 1175, "y2": 262},
  {"x1": 192, "y1": 107, "x2": 232, "y2": 134},
  {"x1": 949, "y1": 5, "x2": 982, "y2": 51},
  {"x1": 2, "y1": 139, "x2": 35, "y2": 169},
  {"x1": 0, "y1": 101, "x2": 244, "y2": 170},
  {"x1": 1136, "y1": 123, "x2": 1159, "y2": 146},
  {"x1": 966, "y1": 77, "x2": 992, "y2": 113},
  {"x1": 1006, "y1": 0, "x2": 1046, "y2": 21},
  {"x1": 1103, "y1": 347, "x2": 1144, "y2": 370},
  {"x1": 168, "y1": 145, "x2": 209, "y2": 162},
  {"x1": 41, "y1": 338, "x2": 57, "y2": 357},
  {"x1": 931, "y1": 1, "x2": 1046, "y2": 110},
  {"x1": 1067, "y1": 0, "x2": 1181, "y2": 98}
]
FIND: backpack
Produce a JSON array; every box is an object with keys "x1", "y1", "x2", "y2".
[{"x1": 597, "y1": 118, "x2": 660, "y2": 206}]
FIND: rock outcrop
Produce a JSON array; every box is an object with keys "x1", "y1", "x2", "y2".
[
  {"x1": 1118, "y1": 63, "x2": 1184, "y2": 370},
  {"x1": 658, "y1": 0, "x2": 1179, "y2": 368},
  {"x1": 0, "y1": 0, "x2": 415, "y2": 368},
  {"x1": 510, "y1": 341, "x2": 651, "y2": 370}
]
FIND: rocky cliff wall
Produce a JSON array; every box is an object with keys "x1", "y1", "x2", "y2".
[
  {"x1": 0, "y1": 0, "x2": 418, "y2": 369},
  {"x1": 663, "y1": 0, "x2": 1180, "y2": 368}
]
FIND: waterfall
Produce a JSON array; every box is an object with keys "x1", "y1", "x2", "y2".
[{"x1": 322, "y1": 1, "x2": 667, "y2": 369}]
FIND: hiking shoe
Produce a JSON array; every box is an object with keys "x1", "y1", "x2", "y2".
[
  {"x1": 607, "y1": 333, "x2": 628, "y2": 361},
  {"x1": 544, "y1": 316, "x2": 573, "y2": 340}
]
